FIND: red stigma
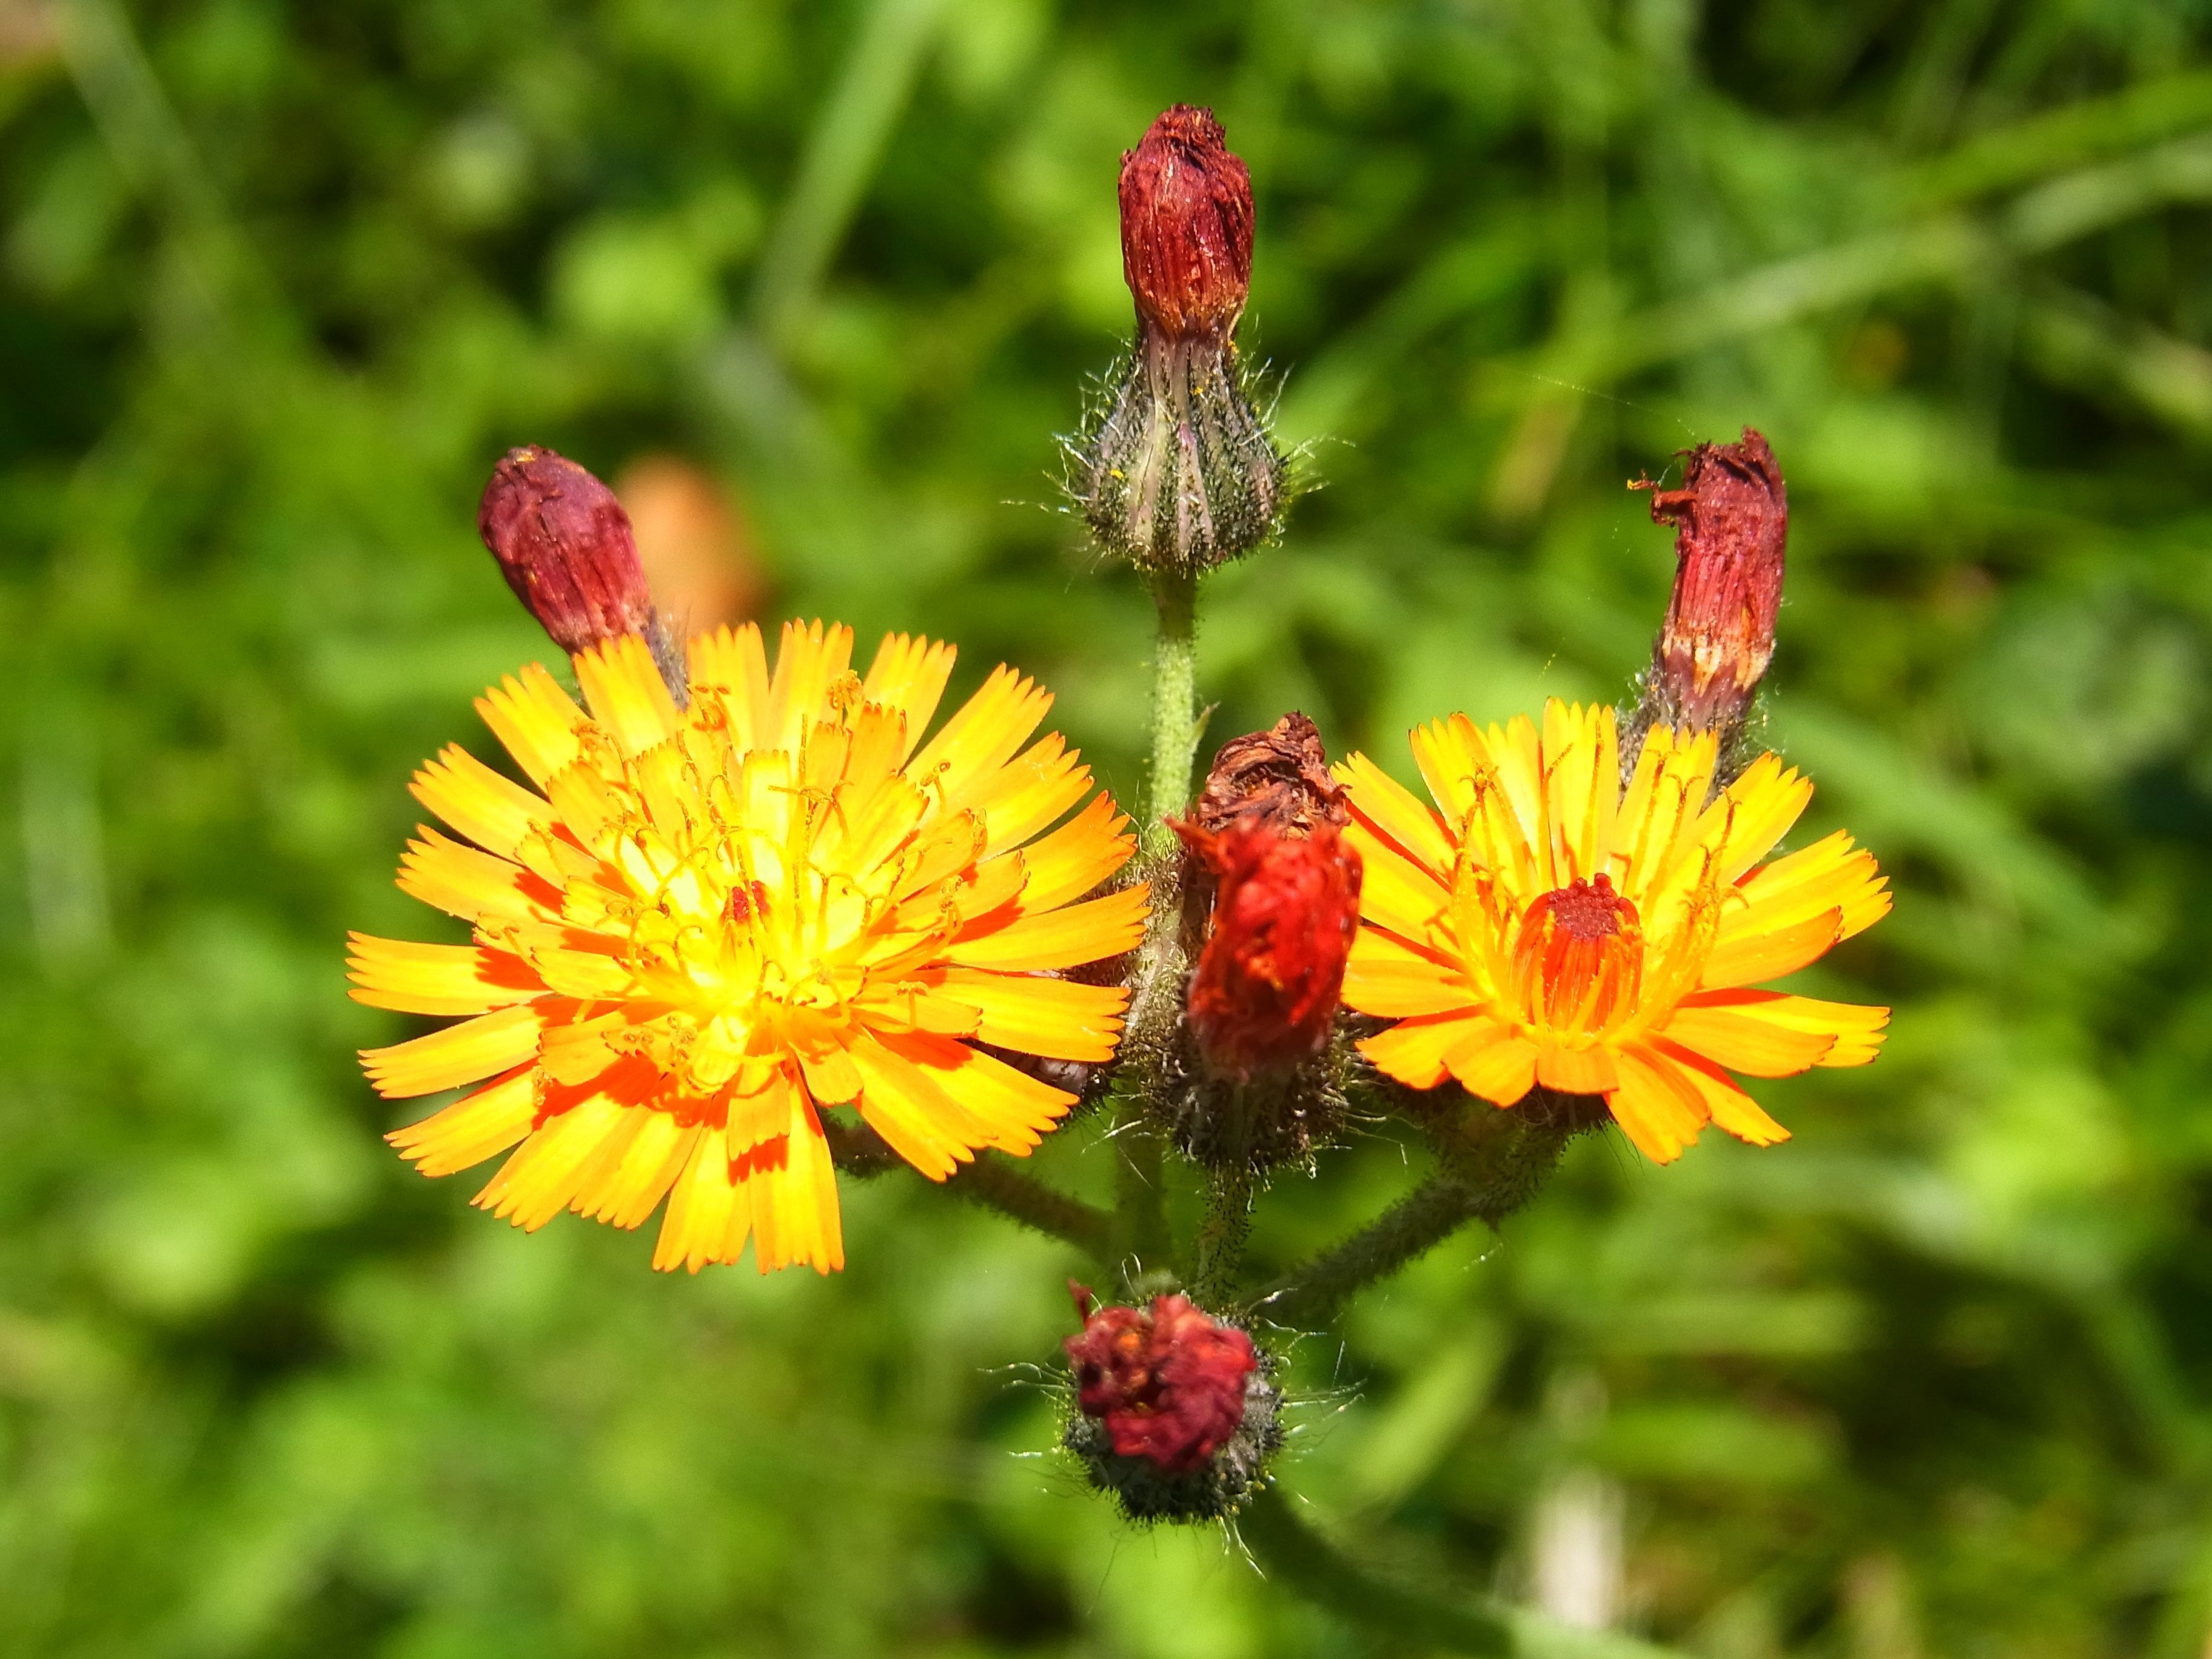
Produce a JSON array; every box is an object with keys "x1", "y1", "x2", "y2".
[{"x1": 1541, "y1": 874, "x2": 1636, "y2": 941}]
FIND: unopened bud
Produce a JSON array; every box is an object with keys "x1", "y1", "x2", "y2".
[
  {"x1": 1071, "y1": 107, "x2": 1287, "y2": 575},
  {"x1": 1630, "y1": 428, "x2": 1786, "y2": 748},
  {"x1": 1064, "y1": 1282, "x2": 1280, "y2": 1521},
  {"x1": 1119, "y1": 105, "x2": 1253, "y2": 341},
  {"x1": 1179, "y1": 818, "x2": 1361, "y2": 1079},
  {"x1": 1193, "y1": 712, "x2": 1347, "y2": 839},
  {"x1": 479, "y1": 447, "x2": 685, "y2": 697}
]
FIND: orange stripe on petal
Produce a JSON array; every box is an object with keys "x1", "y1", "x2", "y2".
[{"x1": 745, "y1": 1093, "x2": 844, "y2": 1274}]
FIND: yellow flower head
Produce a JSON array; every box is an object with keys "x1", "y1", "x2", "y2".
[
  {"x1": 350, "y1": 621, "x2": 1147, "y2": 1273},
  {"x1": 1338, "y1": 699, "x2": 1889, "y2": 1162}
]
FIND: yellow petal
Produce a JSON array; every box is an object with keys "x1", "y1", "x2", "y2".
[
  {"x1": 847, "y1": 1033, "x2": 979, "y2": 1178},
  {"x1": 1700, "y1": 909, "x2": 1844, "y2": 990},
  {"x1": 1338, "y1": 751, "x2": 1453, "y2": 874},
  {"x1": 477, "y1": 663, "x2": 586, "y2": 786},
  {"x1": 1342, "y1": 931, "x2": 1475, "y2": 1019},
  {"x1": 1444, "y1": 1024, "x2": 1540, "y2": 1105},
  {"x1": 1606, "y1": 1045, "x2": 1711, "y2": 1162},
  {"x1": 872, "y1": 1031, "x2": 1074, "y2": 1155},
  {"x1": 1680, "y1": 990, "x2": 1889, "y2": 1068},
  {"x1": 862, "y1": 631, "x2": 957, "y2": 761},
  {"x1": 919, "y1": 968, "x2": 1127, "y2": 1063},
  {"x1": 574, "y1": 634, "x2": 682, "y2": 757},
  {"x1": 943, "y1": 884, "x2": 1148, "y2": 971},
  {"x1": 745, "y1": 1095, "x2": 845, "y2": 1274},
  {"x1": 386, "y1": 1065, "x2": 539, "y2": 1176},
  {"x1": 654, "y1": 1125, "x2": 748, "y2": 1272},
  {"x1": 397, "y1": 827, "x2": 561, "y2": 929},
  {"x1": 361, "y1": 1002, "x2": 545, "y2": 1099},
  {"x1": 347, "y1": 934, "x2": 545, "y2": 1016},
  {"x1": 1014, "y1": 793, "x2": 1136, "y2": 913},
  {"x1": 1534, "y1": 1041, "x2": 1619, "y2": 1096},
  {"x1": 1644, "y1": 1037, "x2": 1789, "y2": 1145},
  {"x1": 1661, "y1": 1000, "x2": 1838, "y2": 1077},
  {"x1": 410, "y1": 744, "x2": 549, "y2": 862},
  {"x1": 688, "y1": 622, "x2": 773, "y2": 752},
  {"x1": 475, "y1": 1092, "x2": 632, "y2": 1230},
  {"x1": 1357, "y1": 1011, "x2": 1498, "y2": 1090},
  {"x1": 573, "y1": 1110, "x2": 702, "y2": 1229}
]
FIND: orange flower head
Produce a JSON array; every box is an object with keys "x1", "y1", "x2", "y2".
[
  {"x1": 350, "y1": 622, "x2": 1147, "y2": 1273},
  {"x1": 1338, "y1": 700, "x2": 1889, "y2": 1162}
]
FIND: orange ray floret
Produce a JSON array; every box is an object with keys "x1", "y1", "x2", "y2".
[
  {"x1": 354, "y1": 622, "x2": 1145, "y2": 1273},
  {"x1": 1338, "y1": 699, "x2": 1889, "y2": 1163}
]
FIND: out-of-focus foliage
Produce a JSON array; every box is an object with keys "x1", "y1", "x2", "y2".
[{"x1": 5, "y1": 0, "x2": 2212, "y2": 1653}]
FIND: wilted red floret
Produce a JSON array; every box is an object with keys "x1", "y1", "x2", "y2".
[
  {"x1": 1065, "y1": 1284, "x2": 1257, "y2": 1474},
  {"x1": 1176, "y1": 817, "x2": 1362, "y2": 1078},
  {"x1": 1119, "y1": 105, "x2": 1253, "y2": 338},
  {"x1": 1193, "y1": 712, "x2": 1347, "y2": 840},
  {"x1": 478, "y1": 446, "x2": 656, "y2": 656},
  {"x1": 1632, "y1": 427, "x2": 1788, "y2": 732}
]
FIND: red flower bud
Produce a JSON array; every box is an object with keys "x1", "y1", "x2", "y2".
[
  {"x1": 1176, "y1": 817, "x2": 1362, "y2": 1080},
  {"x1": 1193, "y1": 712, "x2": 1347, "y2": 840},
  {"x1": 1119, "y1": 106, "x2": 1253, "y2": 340},
  {"x1": 1064, "y1": 1283, "x2": 1258, "y2": 1474},
  {"x1": 478, "y1": 446, "x2": 658, "y2": 657},
  {"x1": 1631, "y1": 428, "x2": 1788, "y2": 737}
]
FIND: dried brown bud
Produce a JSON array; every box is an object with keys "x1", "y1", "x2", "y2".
[
  {"x1": 1631, "y1": 427, "x2": 1787, "y2": 745},
  {"x1": 1119, "y1": 105, "x2": 1253, "y2": 340},
  {"x1": 1194, "y1": 713, "x2": 1347, "y2": 839}
]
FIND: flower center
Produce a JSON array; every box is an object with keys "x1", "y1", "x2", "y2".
[{"x1": 1508, "y1": 874, "x2": 1643, "y2": 1035}]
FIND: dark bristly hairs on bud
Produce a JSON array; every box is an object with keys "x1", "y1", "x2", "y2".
[
  {"x1": 1626, "y1": 427, "x2": 1786, "y2": 776},
  {"x1": 1062, "y1": 1282, "x2": 1281, "y2": 1523},
  {"x1": 1070, "y1": 106, "x2": 1288, "y2": 575},
  {"x1": 478, "y1": 446, "x2": 688, "y2": 703}
]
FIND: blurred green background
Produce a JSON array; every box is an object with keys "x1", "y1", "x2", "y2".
[{"x1": 5, "y1": 0, "x2": 2212, "y2": 1653}]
